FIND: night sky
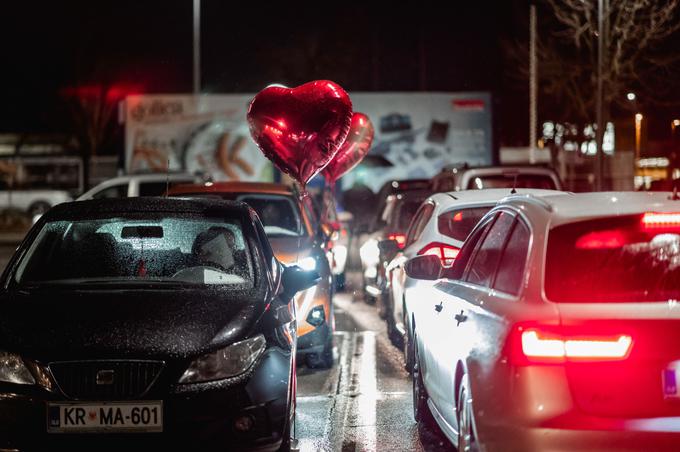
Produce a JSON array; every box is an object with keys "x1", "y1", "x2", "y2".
[{"x1": 0, "y1": 1, "x2": 529, "y2": 146}]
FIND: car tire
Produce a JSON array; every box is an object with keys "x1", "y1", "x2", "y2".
[
  {"x1": 412, "y1": 333, "x2": 435, "y2": 428},
  {"x1": 378, "y1": 292, "x2": 389, "y2": 320},
  {"x1": 403, "y1": 318, "x2": 414, "y2": 374},
  {"x1": 277, "y1": 387, "x2": 295, "y2": 450},
  {"x1": 456, "y1": 374, "x2": 479, "y2": 452},
  {"x1": 306, "y1": 335, "x2": 334, "y2": 369},
  {"x1": 334, "y1": 272, "x2": 346, "y2": 292},
  {"x1": 386, "y1": 309, "x2": 403, "y2": 349},
  {"x1": 362, "y1": 276, "x2": 376, "y2": 304},
  {"x1": 28, "y1": 200, "x2": 51, "y2": 217}
]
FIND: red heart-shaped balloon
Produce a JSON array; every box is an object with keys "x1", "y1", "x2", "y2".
[
  {"x1": 247, "y1": 81, "x2": 353, "y2": 188},
  {"x1": 322, "y1": 112, "x2": 374, "y2": 184}
]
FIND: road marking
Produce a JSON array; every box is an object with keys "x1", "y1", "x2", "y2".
[
  {"x1": 357, "y1": 331, "x2": 377, "y2": 450},
  {"x1": 340, "y1": 331, "x2": 377, "y2": 451},
  {"x1": 296, "y1": 331, "x2": 351, "y2": 452}
]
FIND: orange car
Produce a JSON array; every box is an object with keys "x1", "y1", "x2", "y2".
[{"x1": 168, "y1": 181, "x2": 335, "y2": 368}]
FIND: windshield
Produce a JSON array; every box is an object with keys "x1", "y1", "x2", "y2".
[
  {"x1": 179, "y1": 193, "x2": 305, "y2": 238},
  {"x1": 466, "y1": 174, "x2": 557, "y2": 190},
  {"x1": 546, "y1": 214, "x2": 680, "y2": 302},
  {"x1": 438, "y1": 206, "x2": 492, "y2": 241},
  {"x1": 16, "y1": 215, "x2": 253, "y2": 287}
]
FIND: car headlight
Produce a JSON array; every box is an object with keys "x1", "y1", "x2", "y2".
[
  {"x1": 306, "y1": 305, "x2": 325, "y2": 327},
  {"x1": 178, "y1": 335, "x2": 266, "y2": 384},
  {"x1": 0, "y1": 351, "x2": 35, "y2": 385},
  {"x1": 298, "y1": 256, "x2": 317, "y2": 271}
]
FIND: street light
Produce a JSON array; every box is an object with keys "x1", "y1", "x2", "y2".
[
  {"x1": 627, "y1": 92, "x2": 636, "y2": 101},
  {"x1": 635, "y1": 113, "x2": 643, "y2": 159}
]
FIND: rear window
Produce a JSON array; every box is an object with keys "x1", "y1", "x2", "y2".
[
  {"x1": 392, "y1": 200, "x2": 423, "y2": 231},
  {"x1": 15, "y1": 215, "x2": 252, "y2": 287},
  {"x1": 177, "y1": 192, "x2": 305, "y2": 237},
  {"x1": 438, "y1": 206, "x2": 492, "y2": 241},
  {"x1": 546, "y1": 214, "x2": 680, "y2": 302},
  {"x1": 466, "y1": 174, "x2": 557, "y2": 190}
]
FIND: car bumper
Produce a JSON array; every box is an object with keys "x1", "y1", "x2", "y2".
[
  {"x1": 0, "y1": 347, "x2": 293, "y2": 451},
  {"x1": 480, "y1": 420, "x2": 680, "y2": 452},
  {"x1": 473, "y1": 365, "x2": 680, "y2": 452}
]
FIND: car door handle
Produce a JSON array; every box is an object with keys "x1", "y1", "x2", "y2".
[
  {"x1": 434, "y1": 302, "x2": 443, "y2": 313},
  {"x1": 454, "y1": 310, "x2": 468, "y2": 326}
]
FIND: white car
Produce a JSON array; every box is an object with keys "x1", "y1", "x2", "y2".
[
  {"x1": 0, "y1": 189, "x2": 72, "y2": 216},
  {"x1": 407, "y1": 191, "x2": 680, "y2": 451},
  {"x1": 384, "y1": 188, "x2": 562, "y2": 371},
  {"x1": 77, "y1": 173, "x2": 201, "y2": 200}
]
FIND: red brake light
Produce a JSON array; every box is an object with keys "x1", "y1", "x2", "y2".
[
  {"x1": 388, "y1": 233, "x2": 407, "y2": 249},
  {"x1": 575, "y1": 230, "x2": 627, "y2": 249},
  {"x1": 453, "y1": 212, "x2": 463, "y2": 222},
  {"x1": 512, "y1": 326, "x2": 633, "y2": 364},
  {"x1": 417, "y1": 242, "x2": 460, "y2": 267},
  {"x1": 642, "y1": 212, "x2": 680, "y2": 229}
]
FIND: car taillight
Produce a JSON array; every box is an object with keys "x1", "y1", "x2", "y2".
[
  {"x1": 417, "y1": 242, "x2": 460, "y2": 268},
  {"x1": 641, "y1": 212, "x2": 680, "y2": 229},
  {"x1": 510, "y1": 326, "x2": 633, "y2": 364},
  {"x1": 388, "y1": 233, "x2": 407, "y2": 249}
]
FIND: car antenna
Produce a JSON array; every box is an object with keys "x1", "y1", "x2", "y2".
[
  {"x1": 510, "y1": 173, "x2": 518, "y2": 194},
  {"x1": 165, "y1": 158, "x2": 170, "y2": 197}
]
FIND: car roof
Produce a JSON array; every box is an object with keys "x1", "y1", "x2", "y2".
[
  {"x1": 428, "y1": 188, "x2": 565, "y2": 208},
  {"x1": 499, "y1": 191, "x2": 680, "y2": 227},
  {"x1": 387, "y1": 189, "x2": 432, "y2": 202},
  {"x1": 439, "y1": 164, "x2": 558, "y2": 174},
  {"x1": 102, "y1": 173, "x2": 196, "y2": 183},
  {"x1": 44, "y1": 197, "x2": 252, "y2": 220},
  {"x1": 168, "y1": 181, "x2": 295, "y2": 196}
]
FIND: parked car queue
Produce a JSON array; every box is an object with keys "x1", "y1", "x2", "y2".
[{"x1": 365, "y1": 189, "x2": 680, "y2": 451}]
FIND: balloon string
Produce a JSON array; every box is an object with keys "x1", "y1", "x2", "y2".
[{"x1": 296, "y1": 183, "x2": 309, "y2": 264}]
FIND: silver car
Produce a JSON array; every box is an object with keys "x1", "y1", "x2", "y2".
[{"x1": 408, "y1": 191, "x2": 680, "y2": 451}]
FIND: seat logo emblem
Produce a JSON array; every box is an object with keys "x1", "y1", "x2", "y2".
[{"x1": 96, "y1": 369, "x2": 115, "y2": 385}]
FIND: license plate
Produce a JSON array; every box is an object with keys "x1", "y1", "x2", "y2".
[
  {"x1": 47, "y1": 401, "x2": 163, "y2": 433},
  {"x1": 663, "y1": 366, "x2": 680, "y2": 398}
]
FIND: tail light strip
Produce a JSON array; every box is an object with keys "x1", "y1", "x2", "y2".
[{"x1": 513, "y1": 327, "x2": 633, "y2": 364}]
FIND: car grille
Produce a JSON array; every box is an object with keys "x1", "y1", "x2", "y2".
[{"x1": 49, "y1": 360, "x2": 165, "y2": 400}]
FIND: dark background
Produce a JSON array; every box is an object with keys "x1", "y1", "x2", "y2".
[{"x1": 0, "y1": 1, "x2": 562, "y2": 149}]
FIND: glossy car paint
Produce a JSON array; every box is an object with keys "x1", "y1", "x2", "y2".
[
  {"x1": 413, "y1": 192, "x2": 680, "y2": 452},
  {"x1": 0, "y1": 198, "x2": 297, "y2": 450},
  {"x1": 167, "y1": 182, "x2": 334, "y2": 364}
]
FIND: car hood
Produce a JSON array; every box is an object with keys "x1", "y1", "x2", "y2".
[
  {"x1": 0, "y1": 285, "x2": 268, "y2": 362},
  {"x1": 268, "y1": 236, "x2": 313, "y2": 264}
]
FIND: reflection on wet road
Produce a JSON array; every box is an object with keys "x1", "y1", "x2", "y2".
[{"x1": 295, "y1": 287, "x2": 455, "y2": 451}]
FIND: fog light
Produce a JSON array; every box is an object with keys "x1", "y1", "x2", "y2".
[
  {"x1": 306, "y1": 305, "x2": 325, "y2": 327},
  {"x1": 234, "y1": 414, "x2": 255, "y2": 432}
]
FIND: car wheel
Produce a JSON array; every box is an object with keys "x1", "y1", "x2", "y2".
[
  {"x1": 306, "y1": 335, "x2": 334, "y2": 369},
  {"x1": 334, "y1": 272, "x2": 346, "y2": 292},
  {"x1": 403, "y1": 318, "x2": 414, "y2": 373},
  {"x1": 378, "y1": 292, "x2": 388, "y2": 319},
  {"x1": 386, "y1": 310, "x2": 403, "y2": 349},
  {"x1": 360, "y1": 273, "x2": 375, "y2": 304},
  {"x1": 412, "y1": 334, "x2": 434, "y2": 427},
  {"x1": 457, "y1": 374, "x2": 479, "y2": 452},
  {"x1": 277, "y1": 373, "x2": 296, "y2": 452},
  {"x1": 28, "y1": 200, "x2": 51, "y2": 217}
]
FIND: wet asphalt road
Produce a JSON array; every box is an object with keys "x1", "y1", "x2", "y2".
[
  {"x1": 0, "y1": 245, "x2": 454, "y2": 451},
  {"x1": 294, "y1": 280, "x2": 455, "y2": 452}
]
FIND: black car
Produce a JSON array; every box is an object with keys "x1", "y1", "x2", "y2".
[{"x1": 0, "y1": 197, "x2": 318, "y2": 451}]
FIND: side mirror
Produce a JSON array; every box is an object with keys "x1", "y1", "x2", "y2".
[
  {"x1": 281, "y1": 265, "x2": 321, "y2": 301},
  {"x1": 378, "y1": 239, "x2": 400, "y2": 257},
  {"x1": 404, "y1": 255, "x2": 442, "y2": 280}
]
